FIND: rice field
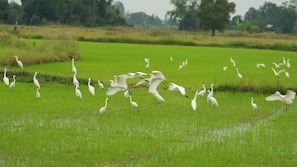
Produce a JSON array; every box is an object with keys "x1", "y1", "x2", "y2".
[{"x1": 0, "y1": 41, "x2": 296, "y2": 166}]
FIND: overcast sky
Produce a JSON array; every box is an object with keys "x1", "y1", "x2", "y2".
[
  {"x1": 120, "y1": 0, "x2": 285, "y2": 18},
  {"x1": 9, "y1": 0, "x2": 285, "y2": 18}
]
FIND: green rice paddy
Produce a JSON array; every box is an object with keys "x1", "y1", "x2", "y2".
[{"x1": 0, "y1": 42, "x2": 296, "y2": 166}]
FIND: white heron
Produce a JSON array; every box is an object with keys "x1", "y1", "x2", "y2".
[
  {"x1": 9, "y1": 75, "x2": 16, "y2": 90},
  {"x1": 73, "y1": 71, "x2": 79, "y2": 87},
  {"x1": 178, "y1": 65, "x2": 183, "y2": 70},
  {"x1": 285, "y1": 71, "x2": 290, "y2": 78},
  {"x1": 236, "y1": 68, "x2": 243, "y2": 80},
  {"x1": 106, "y1": 74, "x2": 129, "y2": 96},
  {"x1": 207, "y1": 90, "x2": 219, "y2": 107},
  {"x1": 230, "y1": 57, "x2": 235, "y2": 64},
  {"x1": 71, "y1": 58, "x2": 77, "y2": 73},
  {"x1": 271, "y1": 68, "x2": 285, "y2": 77},
  {"x1": 127, "y1": 72, "x2": 147, "y2": 79},
  {"x1": 286, "y1": 59, "x2": 290, "y2": 68},
  {"x1": 148, "y1": 70, "x2": 166, "y2": 94},
  {"x1": 170, "y1": 56, "x2": 173, "y2": 62},
  {"x1": 256, "y1": 63, "x2": 266, "y2": 68},
  {"x1": 3, "y1": 68, "x2": 9, "y2": 86},
  {"x1": 129, "y1": 95, "x2": 139, "y2": 110},
  {"x1": 223, "y1": 66, "x2": 227, "y2": 72},
  {"x1": 33, "y1": 71, "x2": 40, "y2": 89},
  {"x1": 135, "y1": 78, "x2": 150, "y2": 87},
  {"x1": 197, "y1": 84, "x2": 206, "y2": 97},
  {"x1": 168, "y1": 82, "x2": 187, "y2": 97},
  {"x1": 15, "y1": 55, "x2": 23, "y2": 69},
  {"x1": 75, "y1": 84, "x2": 82, "y2": 100},
  {"x1": 265, "y1": 90, "x2": 296, "y2": 111},
  {"x1": 144, "y1": 58, "x2": 150, "y2": 64},
  {"x1": 124, "y1": 90, "x2": 130, "y2": 100},
  {"x1": 251, "y1": 97, "x2": 257, "y2": 111},
  {"x1": 191, "y1": 91, "x2": 198, "y2": 111},
  {"x1": 282, "y1": 56, "x2": 287, "y2": 65},
  {"x1": 207, "y1": 84, "x2": 214, "y2": 103},
  {"x1": 273, "y1": 62, "x2": 285, "y2": 69},
  {"x1": 36, "y1": 88, "x2": 41, "y2": 99},
  {"x1": 99, "y1": 98, "x2": 109, "y2": 115},
  {"x1": 151, "y1": 91, "x2": 165, "y2": 102},
  {"x1": 146, "y1": 62, "x2": 150, "y2": 70},
  {"x1": 230, "y1": 57, "x2": 236, "y2": 67},
  {"x1": 98, "y1": 80, "x2": 104, "y2": 89},
  {"x1": 88, "y1": 78, "x2": 95, "y2": 96}
]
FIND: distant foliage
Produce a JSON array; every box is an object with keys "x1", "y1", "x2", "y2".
[{"x1": 1, "y1": 0, "x2": 128, "y2": 27}]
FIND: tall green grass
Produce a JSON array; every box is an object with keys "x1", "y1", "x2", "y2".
[{"x1": 0, "y1": 32, "x2": 80, "y2": 67}]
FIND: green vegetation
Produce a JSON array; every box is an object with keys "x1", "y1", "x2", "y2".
[
  {"x1": 0, "y1": 32, "x2": 80, "y2": 67},
  {"x1": 0, "y1": 27, "x2": 296, "y2": 166}
]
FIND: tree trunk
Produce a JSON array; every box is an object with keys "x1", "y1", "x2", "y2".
[{"x1": 211, "y1": 28, "x2": 215, "y2": 37}]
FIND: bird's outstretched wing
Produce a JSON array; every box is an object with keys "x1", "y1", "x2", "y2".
[
  {"x1": 169, "y1": 83, "x2": 186, "y2": 96},
  {"x1": 106, "y1": 87, "x2": 122, "y2": 96},
  {"x1": 265, "y1": 91, "x2": 283, "y2": 101},
  {"x1": 285, "y1": 90, "x2": 296, "y2": 100},
  {"x1": 149, "y1": 78, "x2": 164, "y2": 93}
]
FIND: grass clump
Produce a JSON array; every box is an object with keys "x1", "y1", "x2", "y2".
[{"x1": 0, "y1": 32, "x2": 80, "y2": 67}]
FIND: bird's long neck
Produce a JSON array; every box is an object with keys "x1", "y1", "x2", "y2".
[
  {"x1": 105, "y1": 99, "x2": 108, "y2": 107},
  {"x1": 129, "y1": 96, "x2": 133, "y2": 103}
]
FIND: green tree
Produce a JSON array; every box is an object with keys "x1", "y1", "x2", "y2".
[
  {"x1": 167, "y1": 0, "x2": 188, "y2": 30},
  {"x1": 0, "y1": 0, "x2": 9, "y2": 22},
  {"x1": 198, "y1": 0, "x2": 235, "y2": 36},
  {"x1": 7, "y1": 2, "x2": 24, "y2": 24}
]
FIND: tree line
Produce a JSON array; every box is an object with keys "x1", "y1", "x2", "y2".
[
  {"x1": 1, "y1": 0, "x2": 297, "y2": 35},
  {"x1": 167, "y1": 0, "x2": 297, "y2": 34},
  {"x1": 0, "y1": 0, "x2": 127, "y2": 26}
]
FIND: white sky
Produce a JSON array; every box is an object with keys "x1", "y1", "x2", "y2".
[
  {"x1": 9, "y1": 0, "x2": 285, "y2": 18},
  {"x1": 120, "y1": 0, "x2": 285, "y2": 18}
]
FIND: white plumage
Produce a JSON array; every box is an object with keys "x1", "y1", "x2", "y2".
[
  {"x1": 265, "y1": 90, "x2": 296, "y2": 111},
  {"x1": 197, "y1": 84, "x2": 206, "y2": 97},
  {"x1": 106, "y1": 74, "x2": 129, "y2": 96},
  {"x1": 75, "y1": 84, "x2": 82, "y2": 100},
  {"x1": 73, "y1": 71, "x2": 79, "y2": 87},
  {"x1": 168, "y1": 82, "x2": 186, "y2": 96},
  {"x1": 151, "y1": 91, "x2": 165, "y2": 102},
  {"x1": 3, "y1": 68, "x2": 9, "y2": 86},
  {"x1": 129, "y1": 95, "x2": 139, "y2": 110},
  {"x1": 271, "y1": 67, "x2": 285, "y2": 77},
  {"x1": 33, "y1": 71, "x2": 40, "y2": 89},
  {"x1": 9, "y1": 75, "x2": 16, "y2": 90},
  {"x1": 88, "y1": 78, "x2": 95, "y2": 96},
  {"x1": 191, "y1": 91, "x2": 198, "y2": 111},
  {"x1": 251, "y1": 97, "x2": 257, "y2": 111},
  {"x1": 236, "y1": 68, "x2": 243, "y2": 80},
  {"x1": 98, "y1": 80, "x2": 104, "y2": 89},
  {"x1": 15, "y1": 55, "x2": 23, "y2": 69},
  {"x1": 71, "y1": 58, "x2": 77, "y2": 73},
  {"x1": 36, "y1": 88, "x2": 41, "y2": 99},
  {"x1": 99, "y1": 98, "x2": 109, "y2": 115},
  {"x1": 148, "y1": 70, "x2": 165, "y2": 94}
]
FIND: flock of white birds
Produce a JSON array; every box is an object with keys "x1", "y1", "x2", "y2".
[{"x1": 2, "y1": 55, "x2": 296, "y2": 114}]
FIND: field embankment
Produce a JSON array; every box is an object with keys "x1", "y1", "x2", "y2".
[{"x1": 1, "y1": 25, "x2": 297, "y2": 51}]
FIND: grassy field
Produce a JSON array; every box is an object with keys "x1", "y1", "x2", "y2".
[
  {"x1": 2, "y1": 24, "x2": 297, "y2": 51},
  {"x1": 0, "y1": 30, "x2": 297, "y2": 166}
]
